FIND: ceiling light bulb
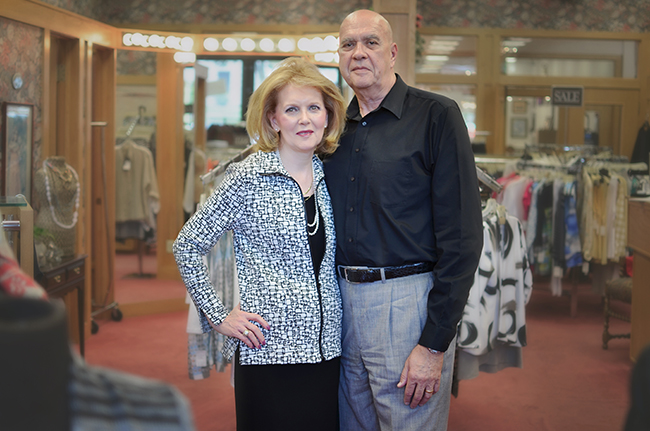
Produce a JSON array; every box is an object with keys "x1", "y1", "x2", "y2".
[
  {"x1": 278, "y1": 38, "x2": 295, "y2": 52},
  {"x1": 203, "y1": 37, "x2": 219, "y2": 52},
  {"x1": 298, "y1": 37, "x2": 310, "y2": 52},
  {"x1": 174, "y1": 52, "x2": 196, "y2": 63},
  {"x1": 222, "y1": 37, "x2": 237, "y2": 51},
  {"x1": 310, "y1": 37, "x2": 324, "y2": 53},
  {"x1": 241, "y1": 38, "x2": 255, "y2": 52},
  {"x1": 180, "y1": 36, "x2": 194, "y2": 51},
  {"x1": 260, "y1": 38, "x2": 274, "y2": 52},
  {"x1": 324, "y1": 35, "x2": 338, "y2": 51}
]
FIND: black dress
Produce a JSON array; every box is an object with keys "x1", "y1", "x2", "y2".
[{"x1": 234, "y1": 195, "x2": 339, "y2": 431}]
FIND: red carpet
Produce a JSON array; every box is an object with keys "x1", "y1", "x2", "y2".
[
  {"x1": 113, "y1": 251, "x2": 186, "y2": 304},
  {"x1": 84, "y1": 280, "x2": 634, "y2": 431}
]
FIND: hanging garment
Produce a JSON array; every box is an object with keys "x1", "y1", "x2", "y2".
[
  {"x1": 458, "y1": 213, "x2": 532, "y2": 356},
  {"x1": 550, "y1": 178, "x2": 566, "y2": 296},
  {"x1": 613, "y1": 174, "x2": 628, "y2": 259},
  {"x1": 457, "y1": 211, "x2": 532, "y2": 379},
  {"x1": 605, "y1": 176, "x2": 619, "y2": 261},
  {"x1": 564, "y1": 180, "x2": 582, "y2": 269},
  {"x1": 533, "y1": 182, "x2": 554, "y2": 276},
  {"x1": 115, "y1": 139, "x2": 160, "y2": 229},
  {"x1": 578, "y1": 169, "x2": 595, "y2": 263},
  {"x1": 182, "y1": 148, "x2": 208, "y2": 215},
  {"x1": 185, "y1": 172, "x2": 239, "y2": 380},
  {"x1": 186, "y1": 230, "x2": 238, "y2": 380},
  {"x1": 631, "y1": 121, "x2": 650, "y2": 171},
  {"x1": 525, "y1": 180, "x2": 543, "y2": 263},
  {"x1": 591, "y1": 174, "x2": 609, "y2": 265}
]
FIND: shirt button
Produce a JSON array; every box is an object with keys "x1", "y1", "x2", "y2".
[
  {"x1": 355, "y1": 148, "x2": 360, "y2": 153},
  {"x1": 362, "y1": 121, "x2": 367, "y2": 126},
  {"x1": 349, "y1": 207, "x2": 354, "y2": 212},
  {"x1": 348, "y1": 238, "x2": 353, "y2": 243},
  {"x1": 350, "y1": 177, "x2": 355, "y2": 182}
]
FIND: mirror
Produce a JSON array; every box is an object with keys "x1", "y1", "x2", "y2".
[{"x1": 113, "y1": 49, "x2": 186, "y2": 312}]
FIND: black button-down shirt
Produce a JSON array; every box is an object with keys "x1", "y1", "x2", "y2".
[{"x1": 323, "y1": 75, "x2": 483, "y2": 351}]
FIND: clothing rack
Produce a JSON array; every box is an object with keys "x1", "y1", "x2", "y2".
[
  {"x1": 476, "y1": 166, "x2": 503, "y2": 194},
  {"x1": 124, "y1": 105, "x2": 147, "y2": 138},
  {"x1": 201, "y1": 145, "x2": 257, "y2": 186},
  {"x1": 524, "y1": 143, "x2": 613, "y2": 155}
]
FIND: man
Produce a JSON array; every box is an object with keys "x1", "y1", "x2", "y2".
[{"x1": 323, "y1": 9, "x2": 483, "y2": 430}]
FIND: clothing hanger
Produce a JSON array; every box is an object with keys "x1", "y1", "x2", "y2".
[
  {"x1": 496, "y1": 203, "x2": 507, "y2": 225},
  {"x1": 200, "y1": 144, "x2": 257, "y2": 186},
  {"x1": 482, "y1": 198, "x2": 498, "y2": 218}
]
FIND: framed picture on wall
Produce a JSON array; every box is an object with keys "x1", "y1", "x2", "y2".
[
  {"x1": 2, "y1": 102, "x2": 34, "y2": 202},
  {"x1": 512, "y1": 100, "x2": 528, "y2": 114},
  {"x1": 510, "y1": 117, "x2": 528, "y2": 138}
]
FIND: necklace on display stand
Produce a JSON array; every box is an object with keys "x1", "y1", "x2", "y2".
[{"x1": 43, "y1": 160, "x2": 80, "y2": 229}]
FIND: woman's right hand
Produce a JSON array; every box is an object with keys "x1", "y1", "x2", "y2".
[{"x1": 208, "y1": 304, "x2": 270, "y2": 349}]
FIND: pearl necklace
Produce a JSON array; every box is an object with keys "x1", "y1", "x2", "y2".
[
  {"x1": 276, "y1": 150, "x2": 319, "y2": 235},
  {"x1": 43, "y1": 160, "x2": 80, "y2": 229},
  {"x1": 307, "y1": 194, "x2": 319, "y2": 236}
]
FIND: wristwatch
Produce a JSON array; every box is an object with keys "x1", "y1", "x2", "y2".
[{"x1": 427, "y1": 348, "x2": 442, "y2": 355}]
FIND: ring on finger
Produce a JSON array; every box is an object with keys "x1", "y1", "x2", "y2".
[
  {"x1": 242, "y1": 329, "x2": 250, "y2": 337},
  {"x1": 425, "y1": 389, "x2": 434, "y2": 394}
]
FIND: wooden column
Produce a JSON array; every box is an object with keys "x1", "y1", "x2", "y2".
[
  {"x1": 373, "y1": 0, "x2": 416, "y2": 86},
  {"x1": 90, "y1": 45, "x2": 116, "y2": 321},
  {"x1": 156, "y1": 53, "x2": 185, "y2": 281},
  {"x1": 628, "y1": 199, "x2": 650, "y2": 362},
  {"x1": 478, "y1": 32, "x2": 500, "y2": 154}
]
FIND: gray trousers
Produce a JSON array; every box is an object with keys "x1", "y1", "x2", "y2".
[{"x1": 338, "y1": 272, "x2": 456, "y2": 431}]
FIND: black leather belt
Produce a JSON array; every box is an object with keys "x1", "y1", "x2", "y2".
[{"x1": 337, "y1": 262, "x2": 434, "y2": 284}]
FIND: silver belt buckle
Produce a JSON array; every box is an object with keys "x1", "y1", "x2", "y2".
[{"x1": 342, "y1": 266, "x2": 368, "y2": 283}]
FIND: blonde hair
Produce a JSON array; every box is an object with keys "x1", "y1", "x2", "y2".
[{"x1": 245, "y1": 57, "x2": 346, "y2": 155}]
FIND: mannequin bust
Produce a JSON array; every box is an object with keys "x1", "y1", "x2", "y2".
[
  {"x1": 0, "y1": 298, "x2": 71, "y2": 431},
  {"x1": 33, "y1": 156, "x2": 80, "y2": 265}
]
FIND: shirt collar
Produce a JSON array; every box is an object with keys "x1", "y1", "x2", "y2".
[{"x1": 346, "y1": 74, "x2": 408, "y2": 121}]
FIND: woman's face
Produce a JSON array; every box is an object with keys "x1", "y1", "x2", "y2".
[{"x1": 269, "y1": 84, "x2": 328, "y2": 156}]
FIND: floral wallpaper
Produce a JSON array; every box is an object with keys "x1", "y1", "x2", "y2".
[
  {"x1": 0, "y1": 17, "x2": 44, "y2": 198},
  {"x1": 38, "y1": 0, "x2": 650, "y2": 33},
  {"x1": 417, "y1": 0, "x2": 650, "y2": 32},
  {"x1": 28, "y1": 0, "x2": 650, "y2": 32},
  {"x1": 38, "y1": 0, "x2": 106, "y2": 22},
  {"x1": 87, "y1": 0, "x2": 370, "y2": 26},
  {"x1": 117, "y1": 50, "x2": 156, "y2": 76}
]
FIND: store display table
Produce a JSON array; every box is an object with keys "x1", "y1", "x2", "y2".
[{"x1": 38, "y1": 254, "x2": 88, "y2": 357}]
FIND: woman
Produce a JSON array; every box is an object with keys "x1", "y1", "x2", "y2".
[{"x1": 173, "y1": 57, "x2": 346, "y2": 430}]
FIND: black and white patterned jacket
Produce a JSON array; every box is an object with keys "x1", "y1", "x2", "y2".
[{"x1": 173, "y1": 150, "x2": 342, "y2": 365}]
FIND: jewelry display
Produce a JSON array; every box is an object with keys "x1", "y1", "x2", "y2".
[
  {"x1": 42, "y1": 159, "x2": 80, "y2": 229},
  {"x1": 34, "y1": 156, "x2": 80, "y2": 263}
]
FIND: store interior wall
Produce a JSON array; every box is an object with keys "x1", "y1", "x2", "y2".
[
  {"x1": 31, "y1": 0, "x2": 650, "y2": 32},
  {"x1": 2, "y1": 0, "x2": 648, "y2": 192},
  {"x1": 0, "y1": 0, "x2": 646, "y2": 201},
  {"x1": 0, "y1": 17, "x2": 44, "y2": 187}
]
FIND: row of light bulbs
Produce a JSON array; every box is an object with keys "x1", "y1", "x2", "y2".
[
  {"x1": 123, "y1": 33, "x2": 194, "y2": 51},
  {"x1": 122, "y1": 32, "x2": 340, "y2": 63},
  {"x1": 202, "y1": 35, "x2": 339, "y2": 55}
]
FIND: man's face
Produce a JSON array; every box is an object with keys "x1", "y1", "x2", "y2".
[{"x1": 338, "y1": 12, "x2": 397, "y2": 94}]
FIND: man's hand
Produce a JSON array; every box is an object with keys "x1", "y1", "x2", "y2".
[{"x1": 396, "y1": 344, "x2": 444, "y2": 408}]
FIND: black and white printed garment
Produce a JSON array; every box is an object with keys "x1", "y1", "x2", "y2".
[
  {"x1": 173, "y1": 150, "x2": 342, "y2": 366},
  {"x1": 458, "y1": 214, "x2": 533, "y2": 355}
]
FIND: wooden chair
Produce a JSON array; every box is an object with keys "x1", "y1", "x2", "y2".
[{"x1": 602, "y1": 276, "x2": 632, "y2": 349}]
